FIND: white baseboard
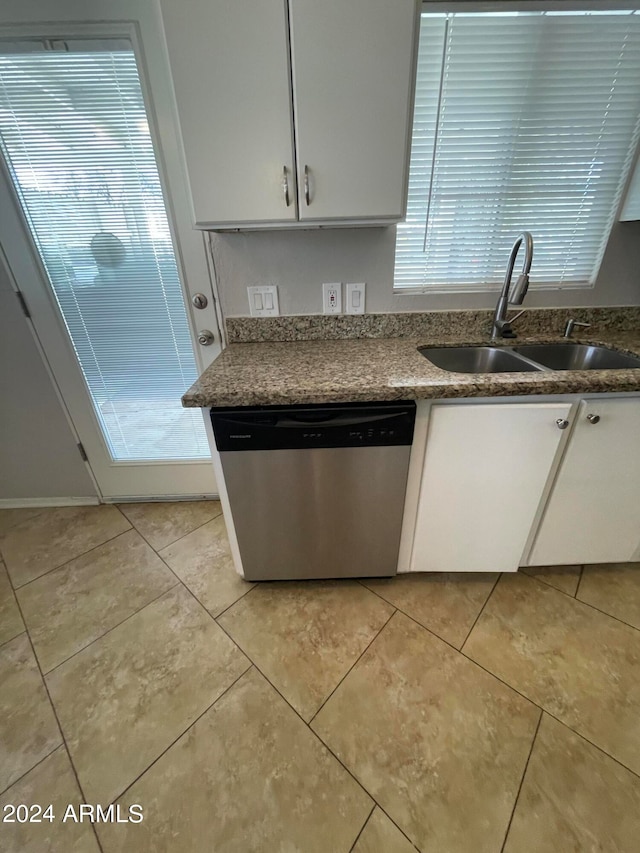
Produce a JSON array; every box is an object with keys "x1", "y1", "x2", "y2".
[
  {"x1": 103, "y1": 494, "x2": 219, "y2": 503},
  {"x1": 0, "y1": 496, "x2": 101, "y2": 509}
]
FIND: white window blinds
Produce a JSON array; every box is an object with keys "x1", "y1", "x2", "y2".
[
  {"x1": 395, "y1": 10, "x2": 640, "y2": 292},
  {"x1": 0, "y1": 42, "x2": 209, "y2": 461}
]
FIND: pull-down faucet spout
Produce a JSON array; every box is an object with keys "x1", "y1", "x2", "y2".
[{"x1": 491, "y1": 232, "x2": 533, "y2": 340}]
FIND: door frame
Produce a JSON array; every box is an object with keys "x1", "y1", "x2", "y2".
[{"x1": 0, "y1": 2, "x2": 221, "y2": 499}]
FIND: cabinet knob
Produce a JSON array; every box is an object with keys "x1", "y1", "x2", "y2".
[
  {"x1": 586, "y1": 413, "x2": 600, "y2": 424},
  {"x1": 197, "y1": 330, "x2": 214, "y2": 346},
  {"x1": 556, "y1": 418, "x2": 569, "y2": 430},
  {"x1": 304, "y1": 164, "x2": 311, "y2": 205},
  {"x1": 282, "y1": 166, "x2": 290, "y2": 207}
]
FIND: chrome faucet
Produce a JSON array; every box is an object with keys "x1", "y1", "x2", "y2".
[{"x1": 491, "y1": 232, "x2": 534, "y2": 340}]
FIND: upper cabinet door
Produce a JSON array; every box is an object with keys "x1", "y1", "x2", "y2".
[
  {"x1": 160, "y1": 0, "x2": 296, "y2": 227},
  {"x1": 289, "y1": 0, "x2": 419, "y2": 222}
]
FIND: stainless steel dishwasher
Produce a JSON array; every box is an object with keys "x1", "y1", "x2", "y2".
[{"x1": 210, "y1": 402, "x2": 416, "y2": 581}]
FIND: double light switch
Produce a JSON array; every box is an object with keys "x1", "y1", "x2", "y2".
[{"x1": 247, "y1": 285, "x2": 279, "y2": 317}]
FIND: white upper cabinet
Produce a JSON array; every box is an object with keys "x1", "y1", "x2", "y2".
[
  {"x1": 160, "y1": 0, "x2": 297, "y2": 227},
  {"x1": 289, "y1": 0, "x2": 418, "y2": 223},
  {"x1": 529, "y1": 397, "x2": 640, "y2": 566},
  {"x1": 159, "y1": 0, "x2": 419, "y2": 228}
]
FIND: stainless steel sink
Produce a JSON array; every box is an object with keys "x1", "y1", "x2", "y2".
[
  {"x1": 513, "y1": 343, "x2": 640, "y2": 371},
  {"x1": 418, "y1": 346, "x2": 543, "y2": 373}
]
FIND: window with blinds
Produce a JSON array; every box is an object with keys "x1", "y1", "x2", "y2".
[
  {"x1": 0, "y1": 41, "x2": 209, "y2": 461},
  {"x1": 395, "y1": 9, "x2": 640, "y2": 292}
]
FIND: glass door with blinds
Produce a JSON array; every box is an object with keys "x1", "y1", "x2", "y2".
[{"x1": 0, "y1": 34, "x2": 220, "y2": 499}]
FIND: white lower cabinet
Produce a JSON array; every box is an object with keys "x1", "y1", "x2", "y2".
[
  {"x1": 409, "y1": 402, "x2": 572, "y2": 574},
  {"x1": 528, "y1": 397, "x2": 640, "y2": 566}
]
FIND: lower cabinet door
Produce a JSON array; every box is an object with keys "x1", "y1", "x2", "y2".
[
  {"x1": 410, "y1": 402, "x2": 572, "y2": 573},
  {"x1": 529, "y1": 397, "x2": 640, "y2": 566}
]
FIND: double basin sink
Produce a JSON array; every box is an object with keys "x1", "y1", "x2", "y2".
[{"x1": 419, "y1": 343, "x2": 640, "y2": 374}]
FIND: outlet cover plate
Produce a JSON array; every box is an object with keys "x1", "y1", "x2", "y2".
[
  {"x1": 322, "y1": 282, "x2": 342, "y2": 314},
  {"x1": 248, "y1": 285, "x2": 279, "y2": 317}
]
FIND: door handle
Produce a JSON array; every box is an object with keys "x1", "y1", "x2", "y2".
[
  {"x1": 304, "y1": 165, "x2": 310, "y2": 205},
  {"x1": 197, "y1": 330, "x2": 214, "y2": 346},
  {"x1": 282, "y1": 166, "x2": 290, "y2": 207}
]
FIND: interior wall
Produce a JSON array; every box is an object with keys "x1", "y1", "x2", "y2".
[
  {"x1": 0, "y1": 262, "x2": 97, "y2": 502},
  {"x1": 211, "y1": 219, "x2": 640, "y2": 318}
]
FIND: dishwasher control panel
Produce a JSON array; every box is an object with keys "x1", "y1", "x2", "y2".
[{"x1": 211, "y1": 402, "x2": 416, "y2": 452}]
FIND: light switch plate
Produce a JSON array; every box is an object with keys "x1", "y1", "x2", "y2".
[
  {"x1": 345, "y1": 282, "x2": 366, "y2": 314},
  {"x1": 247, "y1": 285, "x2": 279, "y2": 317},
  {"x1": 322, "y1": 282, "x2": 342, "y2": 314}
]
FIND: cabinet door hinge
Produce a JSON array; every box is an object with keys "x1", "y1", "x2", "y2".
[
  {"x1": 16, "y1": 290, "x2": 31, "y2": 319},
  {"x1": 77, "y1": 442, "x2": 88, "y2": 462}
]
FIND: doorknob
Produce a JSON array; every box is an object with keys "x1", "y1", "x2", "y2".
[
  {"x1": 197, "y1": 330, "x2": 214, "y2": 346},
  {"x1": 556, "y1": 418, "x2": 569, "y2": 430},
  {"x1": 586, "y1": 413, "x2": 600, "y2": 424}
]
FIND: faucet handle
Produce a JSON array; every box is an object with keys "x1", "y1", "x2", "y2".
[
  {"x1": 508, "y1": 309, "x2": 526, "y2": 324},
  {"x1": 564, "y1": 318, "x2": 591, "y2": 338}
]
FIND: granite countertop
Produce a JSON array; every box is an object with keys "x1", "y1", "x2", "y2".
[{"x1": 182, "y1": 330, "x2": 640, "y2": 408}]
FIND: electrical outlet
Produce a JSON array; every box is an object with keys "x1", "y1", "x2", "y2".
[
  {"x1": 322, "y1": 282, "x2": 342, "y2": 314},
  {"x1": 345, "y1": 282, "x2": 366, "y2": 314},
  {"x1": 247, "y1": 285, "x2": 279, "y2": 317}
]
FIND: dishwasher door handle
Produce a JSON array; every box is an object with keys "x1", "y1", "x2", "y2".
[{"x1": 218, "y1": 410, "x2": 409, "y2": 430}]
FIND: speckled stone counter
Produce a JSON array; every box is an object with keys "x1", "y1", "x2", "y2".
[
  {"x1": 226, "y1": 306, "x2": 640, "y2": 344},
  {"x1": 182, "y1": 330, "x2": 640, "y2": 409}
]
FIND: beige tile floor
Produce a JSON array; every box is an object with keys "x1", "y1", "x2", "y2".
[{"x1": 1, "y1": 502, "x2": 640, "y2": 852}]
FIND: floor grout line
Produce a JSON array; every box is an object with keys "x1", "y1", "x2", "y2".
[
  {"x1": 355, "y1": 577, "x2": 640, "y2": 783},
  {"x1": 214, "y1": 610, "x2": 422, "y2": 853},
  {"x1": 212, "y1": 617, "x2": 379, "y2": 800},
  {"x1": 519, "y1": 567, "x2": 640, "y2": 634},
  {"x1": 0, "y1": 743, "x2": 62, "y2": 799},
  {"x1": 575, "y1": 564, "x2": 585, "y2": 598},
  {"x1": 138, "y1": 529, "x2": 256, "y2": 637},
  {"x1": 0, "y1": 629, "x2": 26, "y2": 651},
  {"x1": 392, "y1": 605, "x2": 640, "y2": 783},
  {"x1": 499, "y1": 709, "x2": 543, "y2": 853},
  {"x1": 0, "y1": 507, "x2": 48, "y2": 539},
  {"x1": 105, "y1": 662, "x2": 253, "y2": 808},
  {"x1": 347, "y1": 803, "x2": 376, "y2": 853},
  {"x1": 460, "y1": 572, "x2": 501, "y2": 651},
  {"x1": 121, "y1": 504, "x2": 224, "y2": 556},
  {"x1": 308, "y1": 607, "x2": 397, "y2": 727},
  {"x1": 356, "y1": 801, "x2": 422, "y2": 852},
  {"x1": 520, "y1": 567, "x2": 579, "y2": 595},
  {"x1": 213, "y1": 579, "x2": 258, "y2": 619},
  {"x1": 41, "y1": 582, "x2": 181, "y2": 677},
  {"x1": 10, "y1": 526, "x2": 134, "y2": 592},
  {"x1": 357, "y1": 577, "x2": 482, "y2": 653},
  {"x1": 8, "y1": 586, "x2": 106, "y2": 853}
]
